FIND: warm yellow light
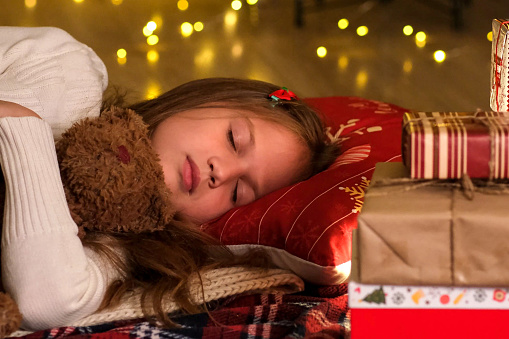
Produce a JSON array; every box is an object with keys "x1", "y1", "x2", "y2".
[
  {"x1": 116, "y1": 48, "x2": 127, "y2": 58},
  {"x1": 356, "y1": 70, "x2": 368, "y2": 89},
  {"x1": 181, "y1": 22, "x2": 194, "y2": 37},
  {"x1": 357, "y1": 26, "x2": 368, "y2": 36},
  {"x1": 487, "y1": 31, "x2": 493, "y2": 42},
  {"x1": 231, "y1": 0, "x2": 242, "y2": 10},
  {"x1": 338, "y1": 18, "x2": 349, "y2": 30},
  {"x1": 415, "y1": 31, "x2": 426, "y2": 42},
  {"x1": 147, "y1": 35, "x2": 159, "y2": 45},
  {"x1": 147, "y1": 50, "x2": 159, "y2": 63},
  {"x1": 338, "y1": 56, "x2": 349, "y2": 70},
  {"x1": 247, "y1": 0, "x2": 258, "y2": 4},
  {"x1": 25, "y1": 0, "x2": 36, "y2": 8},
  {"x1": 232, "y1": 44, "x2": 243, "y2": 58},
  {"x1": 194, "y1": 22, "x2": 204, "y2": 32},
  {"x1": 145, "y1": 83, "x2": 161, "y2": 100},
  {"x1": 143, "y1": 26, "x2": 153, "y2": 36},
  {"x1": 73, "y1": 0, "x2": 84, "y2": 3},
  {"x1": 146, "y1": 21, "x2": 157, "y2": 31},
  {"x1": 177, "y1": 0, "x2": 189, "y2": 11},
  {"x1": 415, "y1": 40, "x2": 426, "y2": 48},
  {"x1": 224, "y1": 11, "x2": 238, "y2": 27},
  {"x1": 317, "y1": 46, "x2": 327, "y2": 58},
  {"x1": 403, "y1": 60, "x2": 413, "y2": 73},
  {"x1": 111, "y1": 0, "x2": 122, "y2": 5},
  {"x1": 434, "y1": 50, "x2": 446, "y2": 63},
  {"x1": 403, "y1": 25, "x2": 413, "y2": 36},
  {"x1": 117, "y1": 57, "x2": 126, "y2": 65}
]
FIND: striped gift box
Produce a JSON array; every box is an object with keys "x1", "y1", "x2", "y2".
[
  {"x1": 402, "y1": 112, "x2": 509, "y2": 179},
  {"x1": 490, "y1": 19, "x2": 509, "y2": 112}
]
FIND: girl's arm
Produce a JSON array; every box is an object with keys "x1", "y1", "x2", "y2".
[
  {"x1": 0, "y1": 26, "x2": 108, "y2": 139},
  {"x1": 0, "y1": 104, "x2": 118, "y2": 330}
]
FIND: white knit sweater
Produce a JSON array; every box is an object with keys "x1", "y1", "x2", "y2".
[{"x1": 0, "y1": 26, "x2": 111, "y2": 330}]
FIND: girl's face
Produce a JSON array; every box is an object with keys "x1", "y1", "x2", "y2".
[{"x1": 151, "y1": 107, "x2": 310, "y2": 224}]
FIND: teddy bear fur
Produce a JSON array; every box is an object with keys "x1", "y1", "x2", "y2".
[{"x1": 0, "y1": 106, "x2": 175, "y2": 336}]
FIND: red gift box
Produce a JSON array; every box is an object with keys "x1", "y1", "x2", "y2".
[{"x1": 402, "y1": 111, "x2": 509, "y2": 179}]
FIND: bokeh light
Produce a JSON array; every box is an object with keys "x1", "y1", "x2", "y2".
[
  {"x1": 415, "y1": 31, "x2": 426, "y2": 42},
  {"x1": 231, "y1": 0, "x2": 242, "y2": 10},
  {"x1": 147, "y1": 50, "x2": 159, "y2": 63},
  {"x1": 356, "y1": 70, "x2": 368, "y2": 90},
  {"x1": 232, "y1": 44, "x2": 243, "y2": 58},
  {"x1": 25, "y1": 0, "x2": 36, "y2": 8},
  {"x1": 487, "y1": 31, "x2": 493, "y2": 42},
  {"x1": 181, "y1": 22, "x2": 194, "y2": 37},
  {"x1": 434, "y1": 50, "x2": 446, "y2": 63},
  {"x1": 177, "y1": 0, "x2": 188, "y2": 11},
  {"x1": 338, "y1": 19, "x2": 349, "y2": 30},
  {"x1": 194, "y1": 22, "x2": 204, "y2": 32},
  {"x1": 73, "y1": 0, "x2": 84, "y2": 3},
  {"x1": 117, "y1": 57, "x2": 126, "y2": 65},
  {"x1": 116, "y1": 48, "x2": 127, "y2": 58},
  {"x1": 146, "y1": 21, "x2": 157, "y2": 31},
  {"x1": 357, "y1": 26, "x2": 368, "y2": 36},
  {"x1": 224, "y1": 11, "x2": 238, "y2": 27},
  {"x1": 247, "y1": 0, "x2": 258, "y2": 4},
  {"x1": 403, "y1": 60, "x2": 413, "y2": 73},
  {"x1": 143, "y1": 26, "x2": 153, "y2": 37},
  {"x1": 111, "y1": 0, "x2": 122, "y2": 5},
  {"x1": 147, "y1": 35, "x2": 159, "y2": 45},
  {"x1": 338, "y1": 56, "x2": 349, "y2": 70},
  {"x1": 317, "y1": 46, "x2": 327, "y2": 58},
  {"x1": 403, "y1": 25, "x2": 413, "y2": 36}
]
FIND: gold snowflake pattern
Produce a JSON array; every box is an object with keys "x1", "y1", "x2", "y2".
[{"x1": 338, "y1": 176, "x2": 370, "y2": 213}]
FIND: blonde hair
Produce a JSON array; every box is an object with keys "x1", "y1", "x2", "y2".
[{"x1": 93, "y1": 78, "x2": 340, "y2": 327}]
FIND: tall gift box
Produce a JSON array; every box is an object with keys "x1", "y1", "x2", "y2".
[
  {"x1": 355, "y1": 162, "x2": 509, "y2": 287},
  {"x1": 491, "y1": 19, "x2": 509, "y2": 112},
  {"x1": 402, "y1": 111, "x2": 509, "y2": 179}
]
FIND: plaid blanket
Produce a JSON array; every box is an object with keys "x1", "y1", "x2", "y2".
[{"x1": 11, "y1": 284, "x2": 349, "y2": 339}]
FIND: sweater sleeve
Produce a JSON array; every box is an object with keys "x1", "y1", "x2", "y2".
[
  {"x1": 0, "y1": 117, "x2": 119, "y2": 331},
  {"x1": 0, "y1": 26, "x2": 107, "y2": 140}
]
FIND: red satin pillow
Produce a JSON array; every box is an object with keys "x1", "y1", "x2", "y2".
[{"x1": 201, "y1": 97, "x2": 406, "y2": 285}]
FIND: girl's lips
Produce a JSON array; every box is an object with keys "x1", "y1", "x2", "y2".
[{"x1": 183, "y1": 157, "x2": 201, "y2": 193}]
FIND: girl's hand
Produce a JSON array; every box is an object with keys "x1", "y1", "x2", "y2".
[{"x1": 0, "y1": 100, "x2": 41, "y2": 119}]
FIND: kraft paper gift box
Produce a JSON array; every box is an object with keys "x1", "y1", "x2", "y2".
[
  {"x1": 402, "y1": 111, "x2": 509, "y2": 179},
  {"x1": 491, "y1": 19, "x2": 509, "y2": 112},
  {"x1": 355, "y1": 162, "x2": 509, "y2": 287}
]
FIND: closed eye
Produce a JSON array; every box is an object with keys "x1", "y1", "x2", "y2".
[
  {"x1": 227, "y1": 128, "x2": 237, "y2": 151},
  {"x1": 232, "y1": 180, "x2": 238, "y2": 204}
]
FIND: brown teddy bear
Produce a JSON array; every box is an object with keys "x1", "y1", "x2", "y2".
[{"x1": 0, "y1": 106, "x2": 175, "y2": 337}]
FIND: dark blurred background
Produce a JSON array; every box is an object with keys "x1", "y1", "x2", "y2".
[{"x1": 1, "y1": 0, "x2": 509, "y2": 111}]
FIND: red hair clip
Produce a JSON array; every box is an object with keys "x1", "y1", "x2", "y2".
[{"x1": 269, "y1": 87, "x2": 299, "y2": 105}]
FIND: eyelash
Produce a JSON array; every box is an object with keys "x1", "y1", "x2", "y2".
[{"x1": 227, "y1": 128, "x2": 237, "y2": 151}]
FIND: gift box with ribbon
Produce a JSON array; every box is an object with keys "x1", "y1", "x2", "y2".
[
  {"x1": 402, "y1": 111, "x2": 509, "y2": 179},
  {"x1": 491, "y1": 19, "x2": 509, "y2": 112},
  {"x1": 355, "y1": 162, "x2": 509, "y2": 287}
]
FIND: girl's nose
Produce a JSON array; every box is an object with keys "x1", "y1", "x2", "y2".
[{"x1": 207, "y1": 156, "x2": 244, "y2": 188}]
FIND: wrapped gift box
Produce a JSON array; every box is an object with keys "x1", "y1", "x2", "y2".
[
  {"x1": 402, "y1": 111, "x2": 509, "y2": 179},
  {"x1": 491, "y1": 19, "x2": 509, "y2": 112},
  {"x1": 355, "y1": 162, "x2": 509, "y2": 287}
]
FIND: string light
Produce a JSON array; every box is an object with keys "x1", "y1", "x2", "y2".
[
  {"x1": 73, "y1": 0, "x2": 84, "y2": 3},
  {"x1": 356, "y1": 70, "x2": 368, "y2": 90},
  {"x1": 146, "y1": 21, "x2": 157, "y2": 31},
  {"x1": 317, "y1": 46, "x2": 327, "y2": 58},
  {"x1": 434, "y1": 50, "x2": 446, "y2": 63},
  {"x1": 357, "y1": 26, "x2": 368, "y2": 36},
  {"x1": 111, "y1": 0, "x2": 122, "y2": 5},
  {"x1": 143, "y1": 26, "x2": 153, "y2": 37},
  {"x1": 177, "y1": 0, "x2": 188, "y2": 11},
  {"x1": 403, "y1": 60, "x2": 413, "y2": 73},
  {"x1": 194, "y1": 22, "x2": 204, "y2": 32},
  {"x1": 338, "y1": 56, "x2": 349, "y2": 70},
  {"x1": 181, "y1": 22, "x2": 194, "y2": 37},
  {"x1": 231, "y1": 0, "x2": 242, "y2": 10},
  {"x1": 147, "y1": 50, "x2": 159, "y2": 63},
  {"x1": 116, "y1": 48, "x2": 127, "y2": 58},
  {"x1": 403, "y1": 25, "x2": 413, "y2": 36},
  {"x1": 338, "y1": 19, "x2": 349, "y2": 30},
  {"x1": 415, "y1": 31, "x2": 426, "y2": 42},
  {"x1": 147, "y1": 35, "x2": 159, "y2": 45},
  {"x1": 117, "y1": 57, "x2": 126, "y2": 65},
  {"x1": 487, "y1": 31, "x2": 493, "y2": 42},
  {"x1": 247, "y1": 0, "x2": 258, "y2": 4},
  {"x1": 25, "y1": 0, "x2": 36, "y2": 8}
]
